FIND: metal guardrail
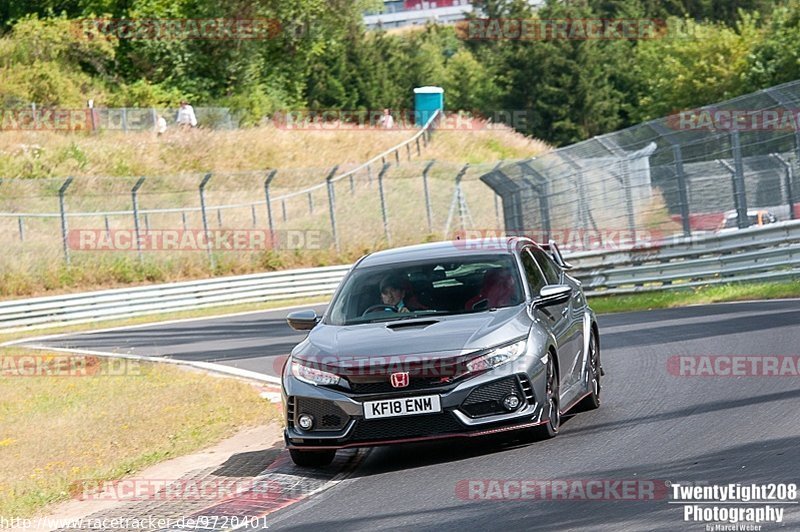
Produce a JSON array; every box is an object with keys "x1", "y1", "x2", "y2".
[
  {"x1": 1, "y1": 221, "x2": 798, "y2": 334},
  {"x1": 575, "y1": 220, "x2": 800, "y2": 295},
  {"x1": 0, "y1": 265, "x2": 351, "y2": 334}
]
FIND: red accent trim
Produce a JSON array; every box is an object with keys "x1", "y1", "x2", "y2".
[
  {"x1": 561, "y1": 391, "x2": 592, "y2": 415},
  {"x1": 288, "y1": 420, "x2": 549, "y2": 450}
]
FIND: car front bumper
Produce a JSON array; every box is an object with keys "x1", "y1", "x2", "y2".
[{"x1": 282, "y1": 364, "x2": 549, "y2": 450}]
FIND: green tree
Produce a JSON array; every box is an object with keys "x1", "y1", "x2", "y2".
[
  {"x1": 632, "y1": 16, "x2": 758, "y2": 121},
  {"x1": 744, "y1": 1, "x2": 800, "y2": 90}
]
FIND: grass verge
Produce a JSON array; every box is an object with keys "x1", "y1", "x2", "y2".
[
  {"x1": 588, "y1": 281, "x2": 800, "y2": 315},
  {"x1": 0, "y1": 349, "x2": 279, "y2": 519}
]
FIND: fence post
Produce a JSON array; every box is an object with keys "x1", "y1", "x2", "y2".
[
  {"x1": 730, "y1": 130, "x2": 750, "y2": 229},
  {"x1": 325, "y1": 166, "x2": 340, "y2": 251},
  {"x1": 104, "y1": 216, "x2": 110, "y2": 236},
  {"x1": 58, "y1": 177, "x2": 74, "y2": 265},
  {"x1": 717, "y1": 159, "x2": 748, "y2": 229},
  {"x1": 308, "y1": 192, "x2": 314, "y2": 214},
  {"x1": 492, "y1": 161, "x2": 504, "y2": 230},
  {"x1": 181, "y1": 212, "x2": 187, "y2": 230},
  {"x1": 217, "y1": 208, "x2": 222, "y2": 228},
  {"x1": 672, "y1": 145, "x2": 692, "y2": 237},
  {"x1": 443, "y1": 164, "x2": 470, "y2": 236},
  {"x1": 422, "y1": 160, "x2": 436, "y2": 233},
  {"x1": 264, "y1": 170, "x2": 277, "y2": 236},
  {"x1": 251, "y1": 204, "x2": 257, "y2": 227},
  {"x1": 367, "y1": 164, "x2": 373, "y2": 186},
  {"x1": 282, "y1": 200, "x2": 287, "y2": 222},
  {"x1": 519, "y1": 161, "x2": 552, "y2": 241},
  {"x1": 416, "y1": 137, "x2": 421, "y2": 156},
  {"x1": 121, "y1": 108, "x2": 128, "y2": 133},
  {"x1": 406, "y1": 143, "x2": 411, "y2": 161},
  {"x1": 131, "y1": 176, "x2": 146, "y2": 262},
  {"x1": 377, "y1": 163, "x2": 392, "y2": 244},
  {"x1": 349, "y1": 173, "x2": 355, "y2": 195},
  {"x1": 144, "y1": 214, "x2": 150, "y2": 231},
  {"x1": 556, "y1": 153, "x2": 599, "y2": 247},
  {"x1": 395, "y1": 149, "x2": 400, "y2": 166},
  {"x1": 594, "y1": 137, "x2": 636, "y2": 243},
  {"x1": 770, "y1": 153, "x2": 796, "y2": 220},
  {"x1": 18, "y1": 216, "x2": 24, "y2": 242},
  {"x1": 199, "y1": 173, "x2": 215, "y2": 269}
]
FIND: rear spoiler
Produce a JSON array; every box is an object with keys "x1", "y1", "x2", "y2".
[{"x1": 541, "y1": 239, "x2": 573, "y2": 270}]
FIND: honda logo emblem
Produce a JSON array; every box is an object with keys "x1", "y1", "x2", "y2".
[{"x1": 390, "y1": 372, "x2": 410, "y2": 388}]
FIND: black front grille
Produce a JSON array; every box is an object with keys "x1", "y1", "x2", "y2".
[
  {"x1": 351, "y1": 411, "x2": 463, "y2": 441},
  {"x1": 295, "y1": 398, "x2": 349, "y2": 431},
  {"x1": 347, "y1": 377, "x2": 452, "y2": 394},
  {"x1": 461, "y1": 376, "x2": 522, "y2": 418}
]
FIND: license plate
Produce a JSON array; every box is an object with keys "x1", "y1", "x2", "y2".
[{"x1": 363, "y1": 395, "x2": 442, "y2": 420}]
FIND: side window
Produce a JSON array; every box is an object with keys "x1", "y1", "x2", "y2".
[
  {"x1": 520, "y1": 250, "x2": 547, "y2": 296},
  {"x1": 530, "y1": 247, "x2": 561, "y2": 285}
]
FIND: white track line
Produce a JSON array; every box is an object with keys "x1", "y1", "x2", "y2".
[
  {"x1": 20, "y1": 344, "x2": 282, "y2": 385},
  {"x1": 1, "y1": 301, "x2": 327, "y2": 347}
]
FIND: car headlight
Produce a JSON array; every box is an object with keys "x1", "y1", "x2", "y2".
[
  {"x1": 466, "y1": 339, "x2": 527, "y2": 373},
  {"x1": 290, "y1": 360, "x2": 341, "y2": 386}
]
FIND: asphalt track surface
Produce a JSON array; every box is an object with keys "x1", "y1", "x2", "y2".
[
  {"x1": 24, "y1": 299, "x2": 800, "y2": 531},
  {"x1": 25, "y1": 304, "x2": 328, "y2": 378}
]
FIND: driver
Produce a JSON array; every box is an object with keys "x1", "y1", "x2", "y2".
[{"x1": 379, "y1": 274, "x2": 412, "y2": 313}]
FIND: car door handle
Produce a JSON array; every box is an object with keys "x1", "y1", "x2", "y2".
[{"x1": 561, "y1": 307, "x2": 569, "y2": 317}]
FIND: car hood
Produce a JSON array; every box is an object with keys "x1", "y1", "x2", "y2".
[{"x1": 292, "y1": 306, "x2": 531, "y2": 372}]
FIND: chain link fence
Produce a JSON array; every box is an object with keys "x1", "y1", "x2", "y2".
[
  {"x1": 0, "y1": 161, "x2": 502, "y2": 270},
  {"x1": 483, "y1": 80, "x2": 800, "y2": 251},
  {"x1": 0, "y1": 112, "x2": 512, "y2": 284}
]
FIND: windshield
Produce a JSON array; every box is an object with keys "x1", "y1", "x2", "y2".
[{"x1": 326, "y1": 255, "x2": 525, "y2": 325}]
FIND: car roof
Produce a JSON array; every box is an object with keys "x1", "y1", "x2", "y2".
[{"x1": 357, "y1": 238, "x2": 536, "y2": 267}]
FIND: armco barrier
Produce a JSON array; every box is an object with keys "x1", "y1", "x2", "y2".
[
  {"x1": 1, "y1": 221, "x2": 798, "y2": 334},
  {"x1": 572, "y1": 220, "x2": 800, "y2": 294},
  {"x1": 0, "y1": 265, "x2": 351, "y2": 334}
]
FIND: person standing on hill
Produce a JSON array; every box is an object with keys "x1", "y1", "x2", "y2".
[
  {"x1": 176, "y1": 101, "x2": 197, "y2": 129},
  {"x1": 155, "y1": 114, "x2": 167, "y2": 136},
  {"x1": 379, "y1": 108, "x2": 394, "y2": 129}
]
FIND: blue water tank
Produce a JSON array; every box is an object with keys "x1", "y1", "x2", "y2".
[{"x1": 414, "y1": 86, "x2": 444, "y2": 126}]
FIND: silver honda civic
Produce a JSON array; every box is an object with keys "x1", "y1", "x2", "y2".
[{"x1": 281, "y1": 237, "x2": 602, "y2": 467}]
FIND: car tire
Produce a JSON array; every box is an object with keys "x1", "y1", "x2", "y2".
[
  {"x1": 578, "y1": 331, "x2": 601, "y2": 411},
  {"x1": 289, "y1": 449, "x2": 336, "y2": 468},
  {"x1": 530, "y1": 356, "x2": 560, "y2": 440}
]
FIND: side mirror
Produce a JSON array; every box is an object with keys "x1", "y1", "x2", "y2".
[
  {"x1": 287, "y1": 309, "x2": 319, "y2": 331},
  {"x1": 532, "y1": 284, "x2": 572, "y2": 308}
]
